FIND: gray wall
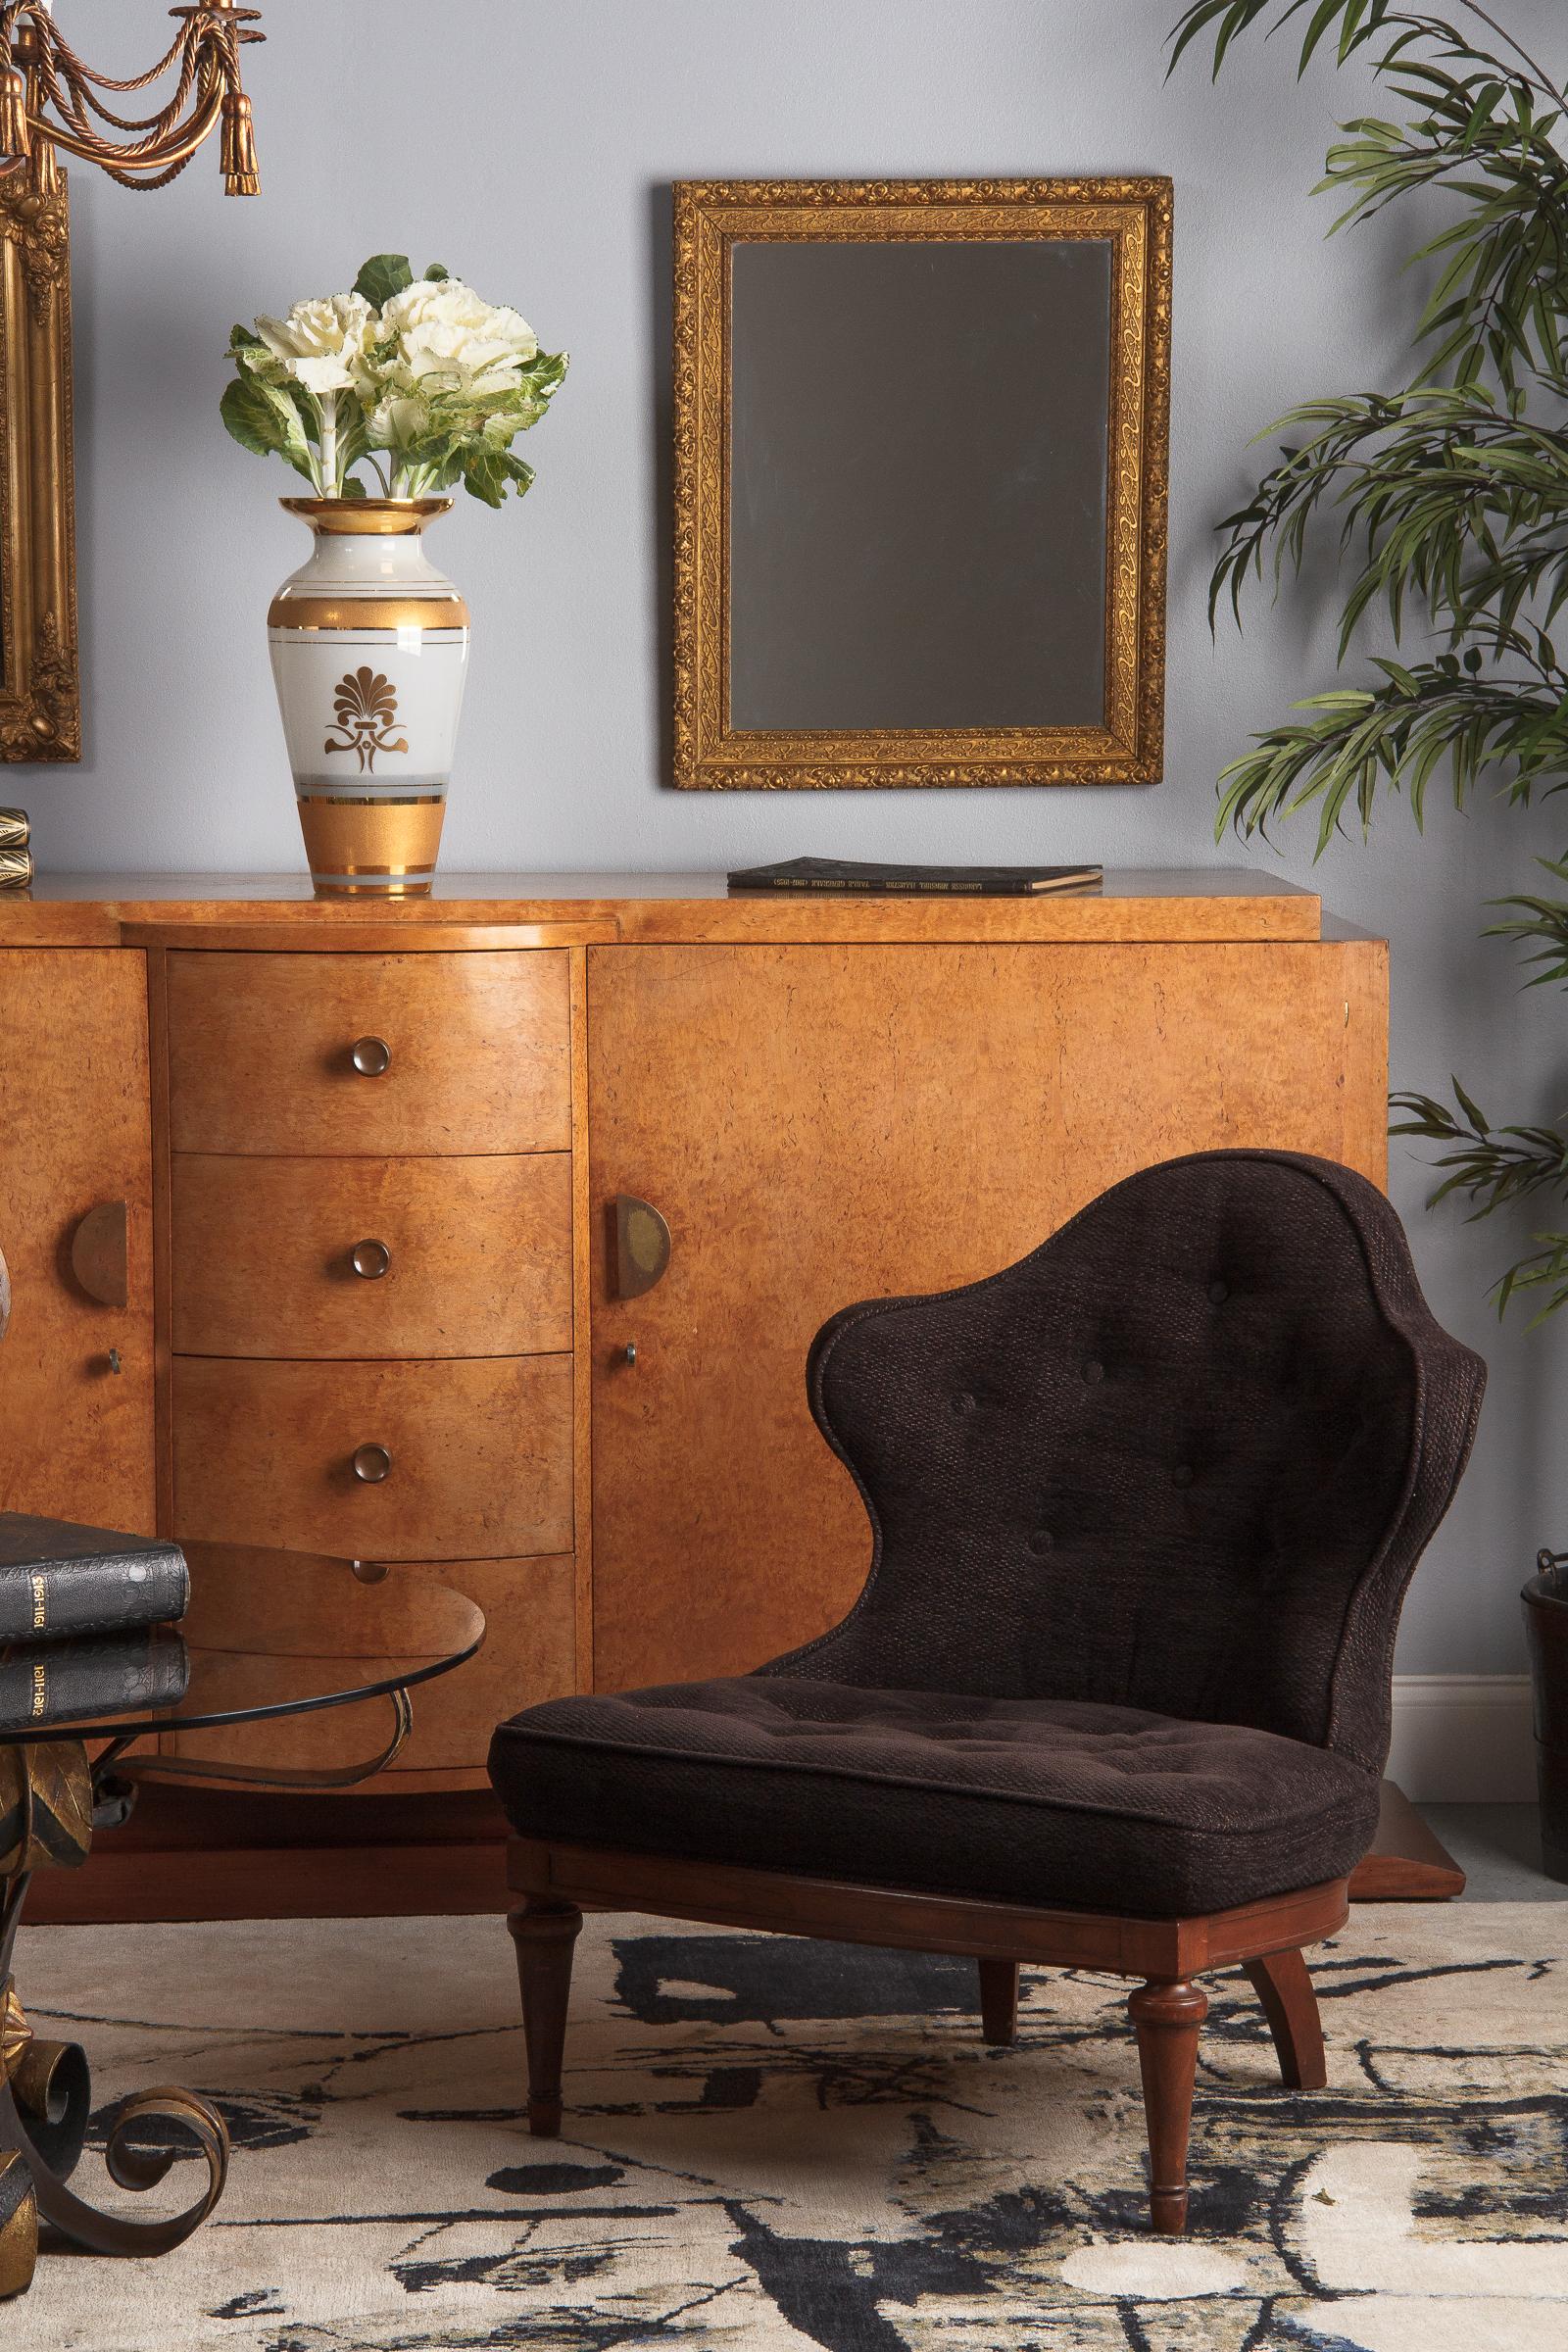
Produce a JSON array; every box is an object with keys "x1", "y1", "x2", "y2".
[{"x1": 26, "y1": 0, "x2": 1568, "y2": 1675}]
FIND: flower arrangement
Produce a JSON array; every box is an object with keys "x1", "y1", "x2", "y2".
[{"x1": 221, "y1": 252, "x2": 566, "y2": 506}]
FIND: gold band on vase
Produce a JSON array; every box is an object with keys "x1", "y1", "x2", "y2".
[
  {"x1": 295, "y1": 793, "x2": 447, "y2": 897},
  {"x1": 278, "y1": 497, "x2": 453, "y2": 536},
  {"x1": 267, "y1": 596, "x2": 470, "y2": 631}
]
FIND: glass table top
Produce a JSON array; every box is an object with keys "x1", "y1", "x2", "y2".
[{"x1": 0, "y1": 1540, "x2": 484, "y2": 1744}]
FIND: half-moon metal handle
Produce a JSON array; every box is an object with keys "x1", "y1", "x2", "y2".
[
  {"x1": 350, "y1": 1239, "x2": 391, "y2": 1280},
  {"x1": 352, "y1": 1443, "x2": 392, "y2": 1484},
  {"x1": 612, "y1": 1194, "x2": 671, "y2": 1299},
  {"x1": 350, "y1": 1035, "x2": 391, "y2": 1076},
  {"x1": 70, "y1": 1201, "x2": 129, "y2": 1308}
]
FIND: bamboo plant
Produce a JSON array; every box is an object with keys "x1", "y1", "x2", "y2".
[{"x1": 1169, "y1": 0, "x2": 1568, "y2": 1317}]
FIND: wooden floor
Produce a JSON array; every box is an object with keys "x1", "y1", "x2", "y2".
[{"x1": 22, "y1": 1780, "x2": 1463, "y2": 1926}]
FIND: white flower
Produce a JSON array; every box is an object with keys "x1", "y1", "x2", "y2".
[
  {"x1": 253, "y1": 293, "x2": 376, "y2": 397},
  {"x1": 377, "y1": 276, "x2": 538, "y2": 397},
  {"x1": 366, "y1": 391, "x2": 434, "y2": 451}
]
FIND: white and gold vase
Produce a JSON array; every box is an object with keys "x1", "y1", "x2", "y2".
[{"x1": 268, "y1": 497, "x2": 469, "y2": 896}]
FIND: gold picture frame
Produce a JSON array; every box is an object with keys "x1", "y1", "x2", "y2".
[
  {"x1": 0, "y1": 165, "x2": 77, "y2": 764},
  {"x1": 672, "y1": 177, "x2": 1172, "y2": 791}
]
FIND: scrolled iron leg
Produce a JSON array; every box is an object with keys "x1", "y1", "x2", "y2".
[
  {"x1": 0, "y1": 1770, "x2": 230, "y2": 2272},
  {"x1": 9, "y1": 2035, "x2": 90, "y2": 2179},
  {"x1": 1, "y1": 2075, "x2": 229, "y2": 2259}
]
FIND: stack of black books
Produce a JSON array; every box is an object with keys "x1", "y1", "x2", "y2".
[{"x1": 0, "y1": 1515, "x2": 192, "y2": 1734}]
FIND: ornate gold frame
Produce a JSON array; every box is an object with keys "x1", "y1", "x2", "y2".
[
  {"x1": 672, "y1": 178, "x2": 1172, "y2": 791},
  {"x1": 0, "y1": 166, "x2": 77, "y2": 764}
]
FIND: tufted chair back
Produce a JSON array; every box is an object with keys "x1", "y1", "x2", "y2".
[{"x1": 771, "y1": 1152, "x2": 1486, "y2": 1773}]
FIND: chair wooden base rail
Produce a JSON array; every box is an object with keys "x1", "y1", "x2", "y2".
[{"x1": 506, "y1": 1836, "x2": 1348, "y2": 2235}]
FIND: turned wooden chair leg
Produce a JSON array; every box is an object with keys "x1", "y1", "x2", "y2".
[
  {"x1": 1242, "y1": 1947, "x2": 1327, "y2": 2090},
  {"x1": 977, "y1": 1958, "x2": 1020, "y2": 2045},
  {"x1": 1127, "y1": 1978, "x2": 1207, "y2": 2234},
  {"x1": 507, "y1": 1898, "x2": 583, "y2": 2137}
]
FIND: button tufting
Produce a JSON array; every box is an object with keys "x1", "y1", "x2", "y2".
[
  {"x1": 1208, "y1": 1280, "x2": 1229, "y2": 1304},
  {"x1": 952, "y1": 1391, "x2": 977, "y2": 1416},
  {"x1": 1027, "y1": 1529, "x2": 1054, "y2": 1555},
  {"x1": 1083, "y1": 1359, "x2": 1104, "y2": 1385},
  {"x1": 1172, "y1": 1463, "x2": 1195, "y2": 1489}
]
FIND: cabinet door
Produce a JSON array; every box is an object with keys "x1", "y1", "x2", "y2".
[
  {"x1": 588, "y1": 940, "x2": 1387, "y2": 1691},
  {"x1": 0, "y1": 951, "x2": 155, "y2": 1531}
]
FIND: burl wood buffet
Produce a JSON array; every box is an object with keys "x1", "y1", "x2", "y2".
[{"x1": 0, "y1": 872, "x2": 1394, "y2": 1910}]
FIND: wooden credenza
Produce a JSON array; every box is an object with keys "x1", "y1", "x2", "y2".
[{"x1": 0, "y1": 872, "x2": 1388, "y2": 1806}]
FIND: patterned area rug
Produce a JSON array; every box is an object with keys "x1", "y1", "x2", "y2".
[{"x1": 11, "y1": 1902, "x2": 1568, "y2": 2349}]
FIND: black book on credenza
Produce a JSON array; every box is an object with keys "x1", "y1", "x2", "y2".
[
  {"x1": 727, "y1": 857, "x2": 1103, "y2": 898},
  {"x1": 0, "y1": 1514, "x2": 189, "y2": 1646}
]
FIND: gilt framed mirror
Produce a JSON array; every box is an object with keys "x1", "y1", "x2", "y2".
[
  {"x1": 672, "y1": 177, "x2": 1171, "y2": 791},
  {"x1": 0, "y1": 166, "x2": 77, "y2": 762}
]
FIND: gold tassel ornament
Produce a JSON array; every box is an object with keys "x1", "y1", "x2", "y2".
[
  {"x1": 0, "y1": 63, "x2": 31, "y2": 164},
  {"x1": 220, "y1": 90, "x2": 259, "y2": 197}
]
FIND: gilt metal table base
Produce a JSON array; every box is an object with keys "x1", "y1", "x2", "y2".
[
  {"x1": 0, "y1": 1739, "x2": 231, "y2": 2295},
  {"x1": 0, "y1": 1690, "x2": 415, "y2": 2295}
]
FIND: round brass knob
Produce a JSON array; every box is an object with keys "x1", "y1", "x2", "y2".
[
  {"x1": 351, "y1": 1557, "x2": 390, "y2": 1584},
  {"x1": 351, "y1": 1239, "x2": 391, "y2": 1281},
  {"x1": 352, "y1": 1443, "x2": 392, "y2": 1485},
  {"x1": 351, "y1": 1035, "x2": 391, "y2": 1077}
]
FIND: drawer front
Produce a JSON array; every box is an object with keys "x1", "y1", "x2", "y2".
[
  {"x1": 159, "y1": 1554, "x2": 575, "y2": 1779},
  {"x1": 387, "y1": 1555, "x2": 575, "y2": 1771},
  {"x1": 167, "y1": 950, "x2": 570, "y2": 1155},
  {"x1": 172, "y1": 1153, "x2": 572, "y2": 1359},
  {"x1": 172, "y1": 1354, "x2": 572, "y2": 1560}
]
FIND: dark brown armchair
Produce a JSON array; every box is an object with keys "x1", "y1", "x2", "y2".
[{"x1": 489, "y1": 1151, "x2": 1485, "y2": 2231}]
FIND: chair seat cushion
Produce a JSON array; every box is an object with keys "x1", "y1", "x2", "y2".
[{"x1": 488, "y1": 1676, "x2": 1381, "y2": 1918}]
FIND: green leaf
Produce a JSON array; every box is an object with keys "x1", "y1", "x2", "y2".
[
  {"x1": 1450, "y1": 1074, "x2": 1490, "y2": 1133},
  {"x1": 220, "y1": 373, "x2": 315, "y2": 481},
  {"x1": 423, "y1": 262, "x2": 451, "y2": 282},
  {"x1": 352, "y1": 252, "x2": 415, "y2": 308},
  {"x1": 1301, "y1": 0, "x2": 1351, "y2": 72}
]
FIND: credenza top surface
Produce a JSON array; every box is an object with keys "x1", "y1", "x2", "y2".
[{"x1": 0, "y1": 869, "x2": 1354, "y2": 950}]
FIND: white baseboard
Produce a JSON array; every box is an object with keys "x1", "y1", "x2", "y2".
[{"x1": 1388, "y1": 1674, "x2": 1537, "y2": 1803}]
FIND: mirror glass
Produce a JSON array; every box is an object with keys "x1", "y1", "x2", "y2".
[{"x1": 728, "y1": 238, "x2": 1112, "y2": 733}]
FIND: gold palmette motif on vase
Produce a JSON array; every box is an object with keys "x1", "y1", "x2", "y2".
[{"x1": 324, "y1": 669, "x2": 410, "y2": 773}]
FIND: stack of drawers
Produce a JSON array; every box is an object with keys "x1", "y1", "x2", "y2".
[{"x1": 164, "y1": 948, "x2": 578, "y2": 1781}]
